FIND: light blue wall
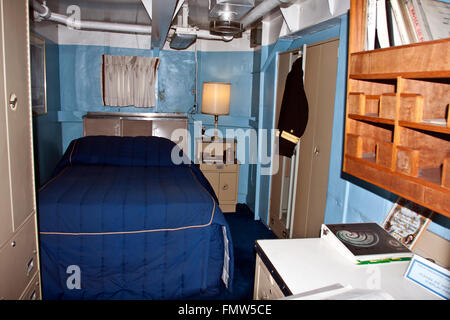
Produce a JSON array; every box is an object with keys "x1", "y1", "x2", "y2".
[
  {"x1": 31, "y1": 35, "x2": 62, "y2": 186},
  {"x1": 157, "y1": 50, "x2": 196, "y2": 113},
  {"x1": 197, "y1": 50, "x2": 254, "y2": 118}
]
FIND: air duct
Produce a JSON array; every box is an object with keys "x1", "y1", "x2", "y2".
[
  {"x1": 207, "y1": 0, "x2": 295, "y2": 36},
  {"x1": 208, "y1": 0, "x2": 254, "y2": 35},
  {"x1": 240, "y1": 0, "x2": 294, "y2": 29}
]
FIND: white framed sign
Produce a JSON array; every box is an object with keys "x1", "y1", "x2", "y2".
[{"x1": 404, "y1": 255, "x2": 449, "y2": 300}]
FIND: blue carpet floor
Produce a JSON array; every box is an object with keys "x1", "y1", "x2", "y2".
[{"x1": 190, "y1": 204, "x2": 277, "y2": 300}]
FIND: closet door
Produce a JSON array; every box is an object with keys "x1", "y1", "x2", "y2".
[
  {"x1": 0, "y1": 0, "x2": 40, "y2": 300},
  {"x1": 3, "y1": 0, "x2": 35, "y2": 230},
  {"x1": 0, "y1": 1, "x2": 13, "y2": 247},
  {"x1": 292, "y1": 38, "x2": 339, "y2": 238}
]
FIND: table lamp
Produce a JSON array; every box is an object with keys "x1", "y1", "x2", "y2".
[{"x1": 201, "y1": 82, "x2": 230, "y2": 140}]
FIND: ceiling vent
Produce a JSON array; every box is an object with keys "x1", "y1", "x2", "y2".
[{"x1": 208, "y1": 0, "x2": 254, "y2": 35}]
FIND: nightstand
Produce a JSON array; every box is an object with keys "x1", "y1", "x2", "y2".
[{"x1": 196, "y1": 138, "x2": 239, "y2": 213}]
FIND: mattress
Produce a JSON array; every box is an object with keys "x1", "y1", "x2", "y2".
[{"x1": 38, "y1": 136, "x2": 233, "y2": 299}]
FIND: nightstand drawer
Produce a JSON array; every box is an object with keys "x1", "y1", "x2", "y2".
[
  {"x1": 200, "y1": 164, "x2": 239, "y2": 213},
  {"x1": 199, "y1": 163, "x2": 238, "y2": 173},
  {"x1": 219, "y1": 172, "x2": 237, "y2": 201},
  {"x1": 203, "y1": 172, "x2": 219, "y2": 192}
]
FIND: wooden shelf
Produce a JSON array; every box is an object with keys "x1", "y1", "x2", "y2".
[
  {"x1": 345, "y1": 156, "x2": 450, "y2": 216},
  {"x1": 350, "y1": 71, "x2": 450, "y2": 80},
  {"x1": 343, "y1": 0, "x2": 450, "y2": 218},
  {"x1": 348, "y1": 113, "x2": 395, "y2": 125},
  {"x1": 349, "y1": 39, "x2": 450, "y2": 79},
  {"x1": 399, "y1": 120, "x2": 450, "y2": 135}
]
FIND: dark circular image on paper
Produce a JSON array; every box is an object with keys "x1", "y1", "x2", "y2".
[{"x1": 336, "y1": 230, "x2": 380, "y2": 248}]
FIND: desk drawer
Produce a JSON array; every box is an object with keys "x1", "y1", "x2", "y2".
[
  {"x1": 19, "y1": 272, "x2": 40, "y2": 300},
  {"x1": 254, "y1": 255, "x2": 284, "y2": 300},
  {"x1": 0, "y1": 215, "x2": 38, "y2": 299}
]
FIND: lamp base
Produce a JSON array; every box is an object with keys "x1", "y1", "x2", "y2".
[{"x1": 213, "y1": 115, "x2": 219, "y2": 141}]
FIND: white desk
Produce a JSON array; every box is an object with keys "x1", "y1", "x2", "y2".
[{"x1": 254, "y1": 238, "x2": 439, "y2": 300}]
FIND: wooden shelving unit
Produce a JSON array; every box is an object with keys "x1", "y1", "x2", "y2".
[{"x1": 343, "y1": 0, "x2": 450, "y2": 217}]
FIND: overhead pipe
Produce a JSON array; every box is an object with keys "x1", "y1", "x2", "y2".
[
  {"x1": 240, "y1": 0, "x2": 294, "y2": 30},
  {"x1": 31, "y1": 0, "x2": 50, "y2": 18},
  {"x1": 31, "y1": 1, "x2": 153, "y2": 34},
  {"x1": 31, "y1": 0, "x2": 294, "y2": 42},
  {"x1": 31, "y1": 0, "x2": 231, "y2": 42},
  {"x1": 48, "y1": 13, "x2": 154, "y2": 34}
]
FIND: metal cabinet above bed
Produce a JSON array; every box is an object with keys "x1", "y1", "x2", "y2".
[{"x1": 83, "y1": 112, "x2": 189, "y2": 157}]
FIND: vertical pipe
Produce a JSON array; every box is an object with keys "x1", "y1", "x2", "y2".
[
  {"x1": 288, "y1": 141, "x2": 300, "y2": 236},
  {"x1": 279, "y1": 156, "x2": 287, "y2": 220},
  {"x1": 285, "y1": 149, "x2": 296, "y2": 230}
]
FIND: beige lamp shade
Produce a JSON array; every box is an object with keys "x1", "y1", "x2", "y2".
[{"x1": 201, "y1": 82, "x2": 231, "y2": 115}]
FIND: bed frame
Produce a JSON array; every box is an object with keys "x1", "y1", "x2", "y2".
[{"x1": 82, "y1": 112, "x2": 189, "y2": 156}]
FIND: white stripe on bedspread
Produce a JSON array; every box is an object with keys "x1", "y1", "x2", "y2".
[{"x1": 221, "y1": 225, "x2": 230, "y2": 288}]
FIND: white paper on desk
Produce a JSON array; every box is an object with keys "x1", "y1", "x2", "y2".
[
  {"x1": 284, "y1": 284, "x2": 349, "y2": 300},
  {"x1": 323, "y1": 288, "x2": 394, "y2": 300},
  {"x1": 284, "y1": 283, "x2": 394, "y2": 300}
]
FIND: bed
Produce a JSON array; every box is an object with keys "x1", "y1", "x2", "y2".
[{"x1": 38, "y1": 134, "x2": 234, "y2": 299}]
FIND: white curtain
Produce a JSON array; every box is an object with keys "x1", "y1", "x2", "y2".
[{"x1": 103, "y1": 55, "x2": 160, "y2": 108}]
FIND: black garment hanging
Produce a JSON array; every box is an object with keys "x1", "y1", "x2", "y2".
[{"x1": 277, "y1": 57, "x2": 309, "y2": 158}]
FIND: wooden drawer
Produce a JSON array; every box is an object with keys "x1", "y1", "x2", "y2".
[
  {"x1": 219, "y1": 172, "x2": 237, "y2": 201},
  {"x1": 200, "y1": 163, "x2": 239, "y2": 213},
  {"x1": 19, "y1": 272, "x2": 40, "y2": 300},
  {"x1": 0, "y1": 215, "x2": 38, "y2": 300},
  {"x1": 254, "y1": 255, "x2": 284, "y2": 300},
  {"x1": 199, "y1": 163, "x2": 238, "y2": 173},
  {"x1": 203, "y1": 171, "x2": 219, "y2": 193}
]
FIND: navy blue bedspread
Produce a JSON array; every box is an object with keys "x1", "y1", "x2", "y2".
[{"x1": 38, "y1": 136, "x2": 234, "y2": 299}]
